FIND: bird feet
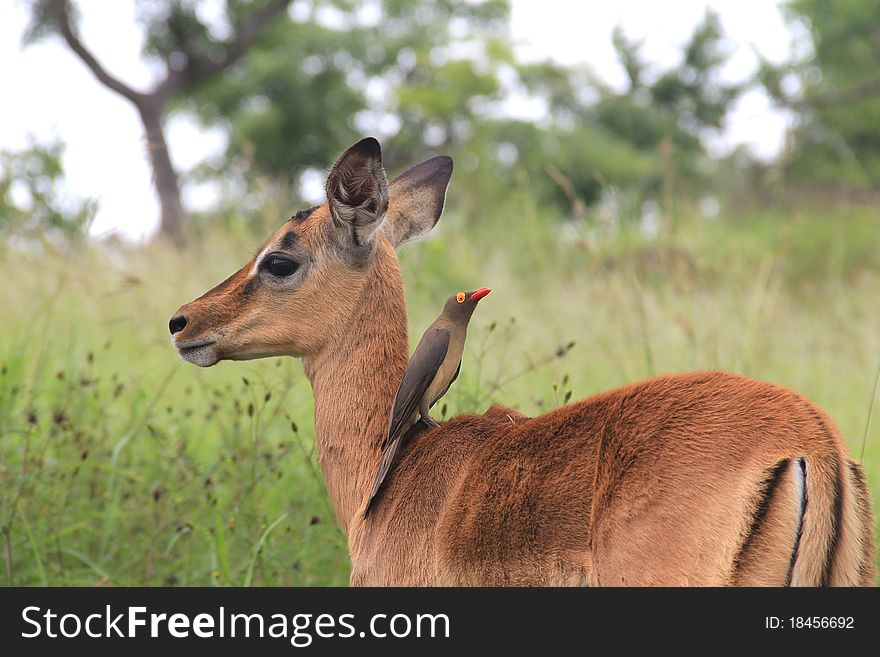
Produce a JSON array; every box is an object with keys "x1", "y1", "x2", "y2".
[{"x1": 420, "y1": 414, "x2": 441, "y2": 429}]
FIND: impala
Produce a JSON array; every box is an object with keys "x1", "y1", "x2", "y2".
[{"x1": 169, "y1": 138, "x2": 875, "y2": 585}]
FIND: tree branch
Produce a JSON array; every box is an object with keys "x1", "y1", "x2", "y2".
[
  {"x1": 47, "y1": 0, "x2": 144, "y2": 104},
  {"x1": 545, "y1": 164, "x2": 585, "y2": 219},
  {"x1": 212, "y1": 0, "x2": 294, "y2": 72},
  {"x1": 161, "y1": 0, "x2": 293, "y2": 95}
]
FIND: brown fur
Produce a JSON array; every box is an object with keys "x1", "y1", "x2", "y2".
[{"x1": 171, "y1": 140, "x2": 876, "y2": 586}]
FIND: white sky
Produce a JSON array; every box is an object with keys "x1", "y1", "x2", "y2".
[{"x1": 0, "y1": 0, "x2": 798, "y2": 241}]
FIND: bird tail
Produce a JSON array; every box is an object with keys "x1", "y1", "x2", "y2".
[{"x1": 363, "y1": 442, "x2": 398, "y2": 517}]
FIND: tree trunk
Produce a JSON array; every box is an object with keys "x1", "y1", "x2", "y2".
[
  {"x1": 139, "y1": 101, "x2": 185, "y2": 246},
  {"x1": 46, "y1": 0, "x2": 294, "y2": 246}
]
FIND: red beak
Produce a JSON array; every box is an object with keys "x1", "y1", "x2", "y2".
[{"x1": 470, "y1": 288, "x2": 491, "y2": 302}]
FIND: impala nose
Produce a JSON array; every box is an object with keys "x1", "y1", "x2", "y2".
[{"x1": 169, "y1": 315, "x2": 187, "y2": 335}]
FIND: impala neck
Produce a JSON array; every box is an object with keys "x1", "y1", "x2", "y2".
[{"x1": 302, "y1": 245, "x2": 409, "y2": 534}]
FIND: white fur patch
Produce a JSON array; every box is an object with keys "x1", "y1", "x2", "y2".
[
  {"x1": 175, "y1": 342, "x2": 218, "y2": 367},
  {"x1": 789, "y1": 457, "x2": 807, "y2": 586},
  {"x1": 250, "y1": 247, "x2": 269, "y2": 277},
  {"x1": 792, "y1": 458, "x2": 806, "y2": 515}
]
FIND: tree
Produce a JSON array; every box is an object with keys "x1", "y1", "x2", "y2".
[
  {"x1": 24, "y1": 0, "x2": 746, "y2": 238},
  {"x1": 26, "y1": 0, "x2": 293, "y2": 244},
  {"x1": 186, "y1": 0, "x2": 512, "y2": 181},
  {"x1": 471, "y1": 11, "x2": 742, "y2": 214},
  {"x1": 599, "y1": 12, "x2": 742, "y2": 171},
  {"x1": 0, "y1": 138, "x2": 97, "y2": 241},
  {"x1": 760, "y1": 0, "x2": 880, "y2": 188}
]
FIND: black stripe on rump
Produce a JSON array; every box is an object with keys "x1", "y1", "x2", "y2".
[
  {"x1": 819, "y1": 454, "x2": 844, "y2": 586},
  {"x1": 731, "y1": 458, "x2": 791, "y2": 582}
]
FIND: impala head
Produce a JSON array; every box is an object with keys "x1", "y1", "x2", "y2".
[{"x1": 169, "y1": 137, "x2": 453, "y2": 366}]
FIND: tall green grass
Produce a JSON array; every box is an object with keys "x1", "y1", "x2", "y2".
[{"x1": 1, "y1": 201, "x2": 879, "y2": 585}]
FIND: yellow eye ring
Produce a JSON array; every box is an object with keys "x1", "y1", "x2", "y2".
[{"x1": 456, "y1": 292, "x2": 466, "y2": 303}]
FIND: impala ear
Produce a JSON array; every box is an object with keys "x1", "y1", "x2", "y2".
[
  {"x1": 383, "y1": 155, "x2": 453, "y2": 248},
  {"x1": 325, "y1": 137, "x2": 389, "y2": 248}
]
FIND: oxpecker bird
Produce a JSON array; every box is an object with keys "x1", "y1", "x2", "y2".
[{"x1": 364, "y1": 287, "x2": 492, "y2": 515}]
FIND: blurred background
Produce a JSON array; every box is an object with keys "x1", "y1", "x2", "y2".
[{"x1": 1, "y1": 0, "x2": 879, "y2": 585}]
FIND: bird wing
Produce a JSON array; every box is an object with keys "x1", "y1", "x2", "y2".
[
  {"x1": 364, "y1": 327, "x2": 450, "y2": 516},
  {"x1": 381, "y1": 326, "x2": 450, "y2": 449},
  {"x1": 430, "y1": 360, "x2": 461, "y2": 408}
]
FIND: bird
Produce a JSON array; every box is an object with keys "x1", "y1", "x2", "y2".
[{"x1": 364, "y1": 287, "x2": 492, "y2": 516}]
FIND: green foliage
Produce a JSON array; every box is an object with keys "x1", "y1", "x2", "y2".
[
  {"x1": 178, "y1": 0, "x2": 514, "y2": 183},
  {"x1": 463, "y1": 9, "x2": 741, "y2": 213},
  {"x1": 132, "y1": 0, "x2": 368, "y2": 178},
  {"x1": 23, "y1": 0, "x2": 751, "y2": 227},
  {"x1": 763, "y1": 0, "x2": 880, "y2": 187},
  {"x1": 0, "y1": 139, "x2": 96, "y2": 241},
  {"x1": 189, "y1": 26, "x2": 364, "y2": 180},
  {"x1": 597, "y1": 11, "x2": 740, "y2": 181},
  {"x1": 657, "y1": 9, "x2": 740, "y2": 131},
  {"x1": 121, "y1": 0, "x2": 742, "y2": 218}
]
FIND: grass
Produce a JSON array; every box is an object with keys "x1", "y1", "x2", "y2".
[{"x1": 1, "y1": 199, "x2": 879, "y2": 585}]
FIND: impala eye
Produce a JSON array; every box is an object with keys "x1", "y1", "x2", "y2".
[{"x1": 262, "y1": 255, "x2": 299, "y2": 278}]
